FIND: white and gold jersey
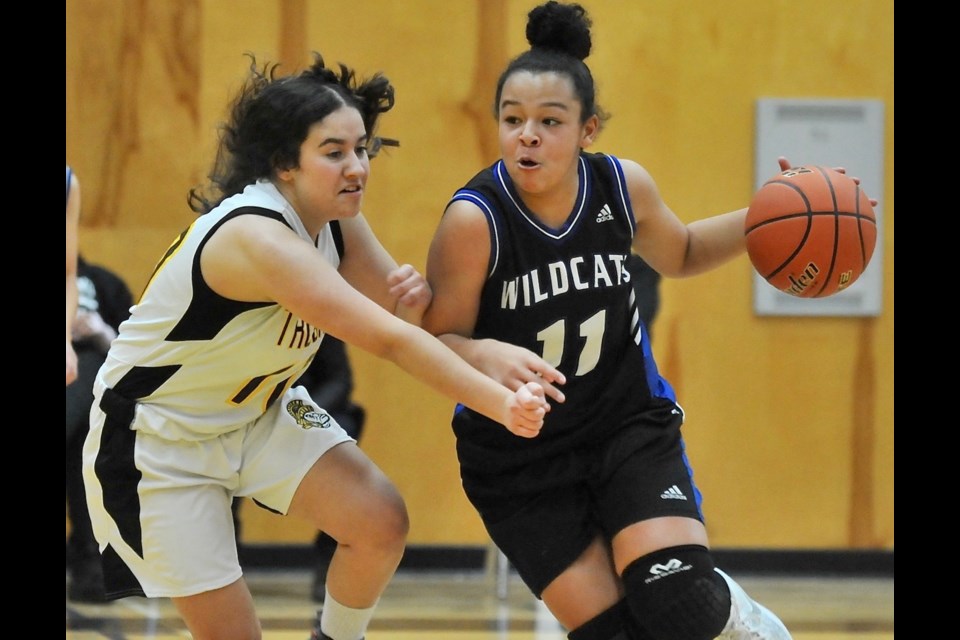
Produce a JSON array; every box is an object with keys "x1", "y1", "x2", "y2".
[{"x1": 96, "y1": 180, "x2": 339, "y2": 440}]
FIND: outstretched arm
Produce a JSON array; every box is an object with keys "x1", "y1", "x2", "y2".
[
  {"x1": 629, "y1": 156, "x2": 878, "y2": 281},
  {"x1": 202, "y1": 214, "x2": 550, "y2": 437},
  {"x1": 624, "y1": 159, "x2": 750, "y2": 279}
]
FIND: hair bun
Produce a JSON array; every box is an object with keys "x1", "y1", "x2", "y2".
[{"x1": 526, "y1": 1, "x2": 592, "y2": 60}]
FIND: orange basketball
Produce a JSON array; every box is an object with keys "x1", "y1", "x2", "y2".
[{"x1": 745, "y1": 165, "x2": 877, "y2": 298}]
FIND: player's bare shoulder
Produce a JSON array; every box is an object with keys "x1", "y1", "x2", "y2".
[
  {"x1": 618, "y1": 158, "x2": 658, "y2": 197},
  {"x1": 433, "y1": 198, "x2": 491, "y2": 254},
  {"x1": 618, "y1": 158, "x2": 665, "y2": 226}
]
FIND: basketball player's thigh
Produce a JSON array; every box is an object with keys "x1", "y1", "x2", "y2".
[{"x1": 239, "y1": 385, "x2": 354, "y2": 516}]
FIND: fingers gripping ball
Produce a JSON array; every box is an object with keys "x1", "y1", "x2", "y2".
[{"x1": 745, "y1": 165, "x2": 877, "y2": 298}]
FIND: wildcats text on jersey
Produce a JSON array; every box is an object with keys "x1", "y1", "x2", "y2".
[{"x1": 499, "y1": 253, "x2": 632, "y2": 309}]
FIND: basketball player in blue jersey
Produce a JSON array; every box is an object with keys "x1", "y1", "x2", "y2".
[
  {"x1": 423, "y1": 3, "x2": 810, "y2": 639},
  {"x1": 82, "y1": 53, "x2": 550, "y2": 640}
]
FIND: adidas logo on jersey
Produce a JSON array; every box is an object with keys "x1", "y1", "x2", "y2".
[
  {"x1": 660, "y1": 485, "x2": 687, "y2": 500},
  {"x1": 595, "y1": 204, "x2": 614, "y2": 223}
]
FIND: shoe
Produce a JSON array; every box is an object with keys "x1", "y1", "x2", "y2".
[
  {"x1": 309, "y1": 617, "x2": 331, "y2": 640},
  {"x1": 310, "y1": 615, "x2": 362, "y2": 640},
  {"x1": 67, "y1": 556, "x2": 108, "y2": 603},
  {"x1": 715, "y1": 568, "x2": 791, "y2": 639}
]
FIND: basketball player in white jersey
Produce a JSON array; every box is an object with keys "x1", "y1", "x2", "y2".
[{"x1": 82, "y1": 53, "x2": 555, "y2": 640}]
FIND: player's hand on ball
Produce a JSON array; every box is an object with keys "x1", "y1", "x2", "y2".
[
  {"x1": 779, "y1": 156, "x2": 878, "y2": 207},
  {"x1": 835, "y1": 171, "x2": 878, "y2": 208},
  {"x1": 504, "y1": 381, "x2": 548, "y2": 438}
]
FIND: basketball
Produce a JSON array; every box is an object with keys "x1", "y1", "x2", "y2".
[{"x1": 745, "y1": 165, "x2": 877, "y2": 298}]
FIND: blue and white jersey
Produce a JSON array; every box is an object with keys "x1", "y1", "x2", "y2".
[{"x1": 447, "y1": 153, "x2": 678, "y2": 470}]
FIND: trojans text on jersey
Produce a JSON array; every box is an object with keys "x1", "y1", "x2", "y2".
[{"x1": 277, "y1": 312, "x2": 323, "y2": 349}]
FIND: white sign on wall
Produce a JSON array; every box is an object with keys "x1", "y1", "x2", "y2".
[{"x1": 753, "y1": 98, "x2": 885, "y2": 317}]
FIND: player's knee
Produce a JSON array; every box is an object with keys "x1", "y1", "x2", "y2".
[
  {"x1": 385, "y1": 505, "x2": 410, "y2": 551},
  {"x1": 343, "y1": 481, "x2": 408, "y2": 556},
  {"x1": 361, "y1": 502, "x2": 410, "y2": 551},
  {"x1": 621, "y1": 545, "x2": 730, "y2": 640},
  {"x1": 369, "y1": 490, "x2": 409, "y2": 552},
  {"x1": 567, "y1": 600, "x2": 630, "y2": 640}
]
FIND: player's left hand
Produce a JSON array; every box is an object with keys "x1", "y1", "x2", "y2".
[{"x1": 388, "y1": 263, "x2": 432, "y2": 325}]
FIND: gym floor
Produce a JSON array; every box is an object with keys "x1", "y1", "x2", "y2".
[{"x1": 66, "y1": 565, "x2": 894, "y2": 639}]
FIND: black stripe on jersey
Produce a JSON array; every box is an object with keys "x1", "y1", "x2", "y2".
[
  {"x1": 264, "y1": 379, "x2": 287, "y2": 410},
  {"x1": 96, "y1": 388, "x2": 145, "y2": 560},
  {"x1": 113, "y1": 364, "x2": 182, "y2": 402},
  {"x1": 230, "y1": 364, "x2": 295, "y2": 405},
  {"x1": 330, "y1": 220, "x2": 344, "y2": 257},
  {"x1": 167, "y1": 207, "x2": 279, "y2": 342}
]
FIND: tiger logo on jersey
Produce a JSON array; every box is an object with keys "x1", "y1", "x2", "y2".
[{"x1": 286, "y1": 399, "x2": 333, "y2": 430}]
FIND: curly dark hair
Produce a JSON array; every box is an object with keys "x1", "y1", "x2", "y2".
[
  {"x1": 493, "y1": 1, "x2": 609, "y2": 129},
  {"x1": 189, "y1": 52, "x2": 398, "y2": 214}
]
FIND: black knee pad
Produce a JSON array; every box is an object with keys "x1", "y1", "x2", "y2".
[
  {"x1": 567, "y1": 599, "x2": 630, "y2": 640},
  {"x1": 621, "y1": 545, "x2": 730, "y2": 640}
]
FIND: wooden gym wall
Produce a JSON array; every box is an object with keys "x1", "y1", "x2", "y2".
[{"x1": 66, "y1": 0, "x2": 894, "y2": 551}]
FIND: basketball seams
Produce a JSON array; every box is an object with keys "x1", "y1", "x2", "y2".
[
  {"x1": 746, "y1": 179, "x2": 817, "y2": 283},
  {"x1": 745, "y1": 165, "x2": 876, "y2": 298},
  {"x1": 747, "y1": 210, "x2": 865, "y2": 230},
  {"x1": 854, "y1": 183, "x2": 870, "y2": 269},
  {"x1": 763, "y1": 232, "x2": 808, "y2": 280},
  {"x1": 743, "y1": 181, "x2": 810, "y2": 236},
  {"x1": 809, "y1": 168, "x2": 838, "y2": 296}
]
